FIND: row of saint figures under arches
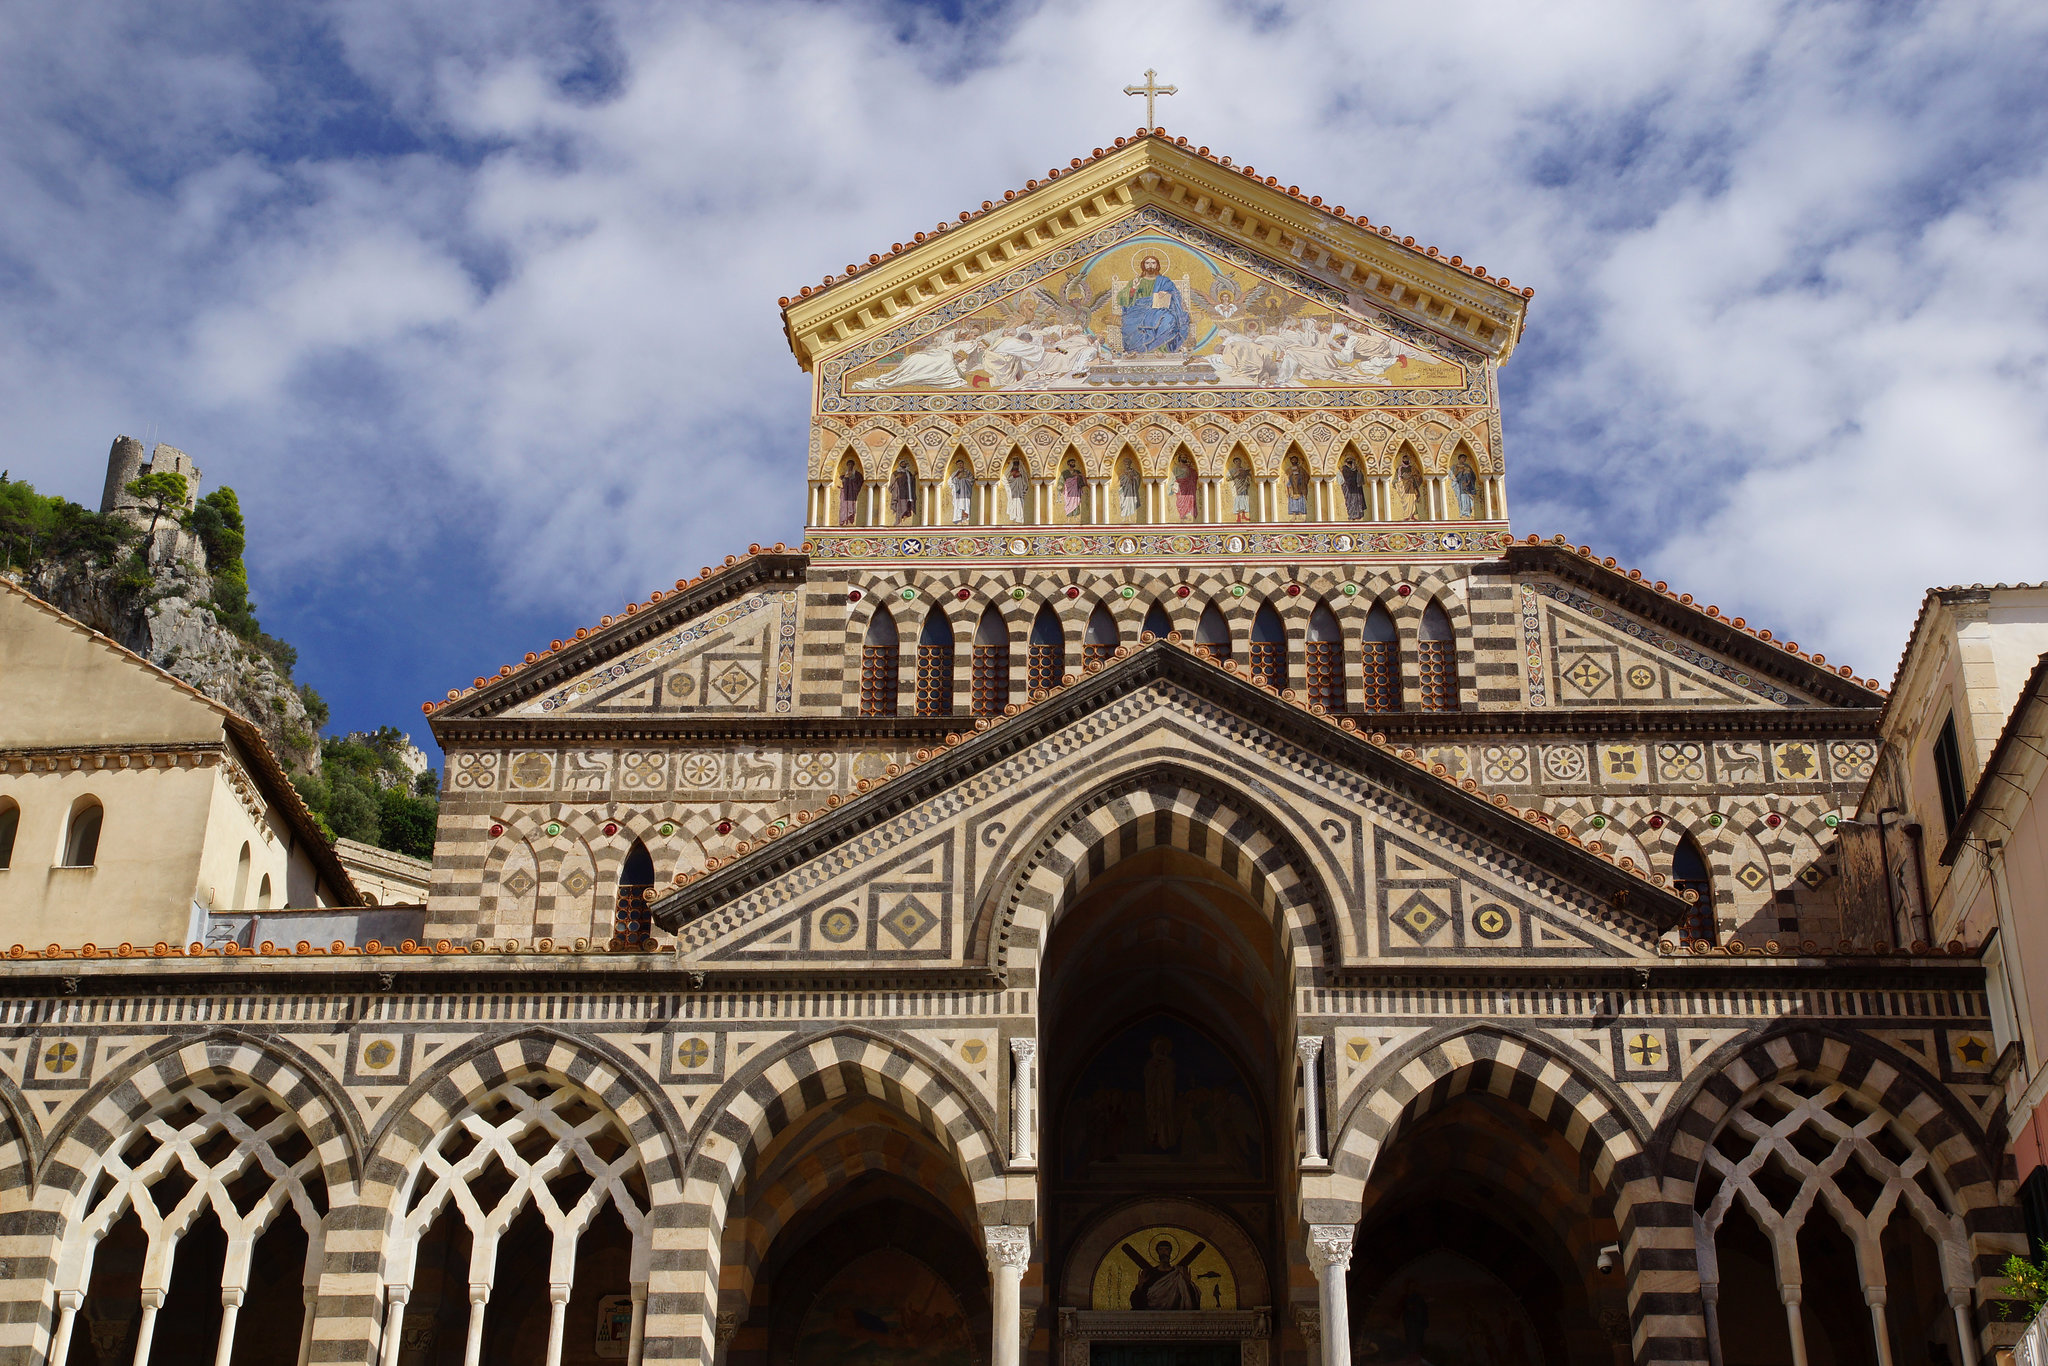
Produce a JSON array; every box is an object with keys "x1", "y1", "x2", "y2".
[
  {"x1": 860, "y1": 596, "x2": 1459, "y2": 717},
  {"x1": 816, "y1": 447, "x2": 1501, "y2": 529}
]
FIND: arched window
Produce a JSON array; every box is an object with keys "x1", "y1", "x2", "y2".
[
  {"x1": 615, "y1": 839, "x2": 655, "y2": 948},
  {"x1": 1417, "y1": 601, "x2": 1458, "y2": 711},
  {"x1": 0, "y1": 801, "x2": 19, "y2": 871},
  {"x1": 972, "y1": 606, "x2": 1010, "y2": 716},
  {"x1": 1083, "y1": 602, "x2": 1118, "y2": 666},
  {"x1": 1361, "y1": 606, "x2": 1400, "y2": 710},
  {"x1": 256, "y1": 873, "x2": 273, "y2": 911},
  {"x1": 1195, "y1": 601, "x2": 1231, "y2": 663},
  {"x1": 917, "y1": 607, "x2": 955, "y2": 716},
  {"x1": 62, "y1": 797, "x2": 102, "y2": 868},
  {"x1": 233, "y1": 841, "x2": 252, "y2": 907},
  {"x1": 860, "y1": 607, "x2": 900, "y2": 717},
  {"x1": 1028, "y1": 603, "x2": 1065, "y2": 693},
  {"x1": 1672, "y1": 836, "x2": 1715, "y2": 944},
  {"x1": 1250, "y1": 603, "x2": 1286, "y2": 687},
  {"x1": 1306, "y1": 603, "x2": 1344, "y2": 710},
  {"x1": 1141, "y1": 599, "x2": 1173, "y2": 641}
]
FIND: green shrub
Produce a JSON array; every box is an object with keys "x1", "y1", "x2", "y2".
[{"x1": 2000, "y1": 1254, "x2": 2048, "y2": 1319}]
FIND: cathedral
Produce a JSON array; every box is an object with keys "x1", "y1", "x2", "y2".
[{"x1": 0, "y1": 128, "x2": 2021, "y2": 1366}]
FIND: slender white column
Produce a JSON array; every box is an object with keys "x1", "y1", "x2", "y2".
[
  {"x1": 1009, "y1": 1038, "x2": 1038, "y2": 1167},
  {"x1": 1864, "y1": 1286, "x2": 1894, "y2": 1366},
  {"x1": 984, "y1": 1225, "x2": 1031, "y2": 1366},
  {"x1": 1949, "y1": 1289, "x2": 1979, "y2": 1366},
  {"x1": 628, "y1": 1282, "x2": 648, "y2": 1365},
  {"x1": 1297, "y1": 1037, "x2": 1327, "y2": 1166},
  {"x1": 1701, "y1": 1283, "x2": 1725, "y2": 1366},
  {"x1": 378, "y1": 1285, "x2": 411, "y2": 1366},
  {"x1": 1307, "y1": 1226, "x2": 1354, "y2": 1366},
  {"x1": 129, "y1": 1288, "x2": 166, "y2": 1366},
  {"x1": 1781, "y1": 1286, "x2": 1809, "y2": 1366},
  {"x1": 544, "y1": 1282, "x2": 572, "y2": 1366},
  {"x1": 462, "y1": 1282, "x2": 490, "y2": 1366},
  {"x1": 296, "y1": 1287, "x2": 318, "y2": 1366},
  {"x1": 49, "y1": 1289, "x2": 82, "y2": 1365},
  {"x1": 214, "y1": 1287, "x2": 245, "y2": 1366}
]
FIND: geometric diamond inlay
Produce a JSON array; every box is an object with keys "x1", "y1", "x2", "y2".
[{"x1": 882, "y1": 895, "x2": 939, "y2": 947}]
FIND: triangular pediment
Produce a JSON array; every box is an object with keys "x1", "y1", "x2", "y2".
[
  {"x1": 831, "y1": 216, "x2": 1474, "y2": 405},
  {"x1": 652, "y1": 644, "x2": 1685, "y2": 979},
  {"x1": 781, "y1": 134, "x2": 1528, "y2": 374}
]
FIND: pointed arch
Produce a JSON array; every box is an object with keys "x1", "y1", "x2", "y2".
[
  {"x1": 1306, "y1": 601, "x2": 1344, "y2": 711},
  {"x1": 917, "y1": 605, "x2": 955, "y2": 716},
  {"x1": 1418, "y1": 597, "x2": 1459, "y2": 711},
  {"x1": 1028, "y1": 602, "x2": 1066, "y2": 692},
  {"x1": 614, "y1": 838, "x2": 656, "y2": 948},
  {"x1": 1141, "y1": 598, "x2": 1174, "y2": 641},
  {"x1": 971, "y1": 603, "x2": 1010, "y2": 716},
  {"x1": 1195, "y1": 600, "x2": 1231, "y2": 663},
  {"x1": 860, "y1": 605, "x2": 900, "y2": 717},
  {"x1": 1083, "y1": 601, "x2": 1119, "y2": 666},
  {"x1": 1672, "y1": 833, "x2": 1715, "y2": 945},
  {"x1": 1250, "y1": 601, "x2": 1287, "y2": 688}
]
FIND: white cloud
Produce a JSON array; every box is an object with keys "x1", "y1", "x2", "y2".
[{"x1": 1, "y1": 0, "x2": 2044, "y2": 691}]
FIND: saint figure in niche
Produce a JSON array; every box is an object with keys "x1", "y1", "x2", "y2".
[
  {"x1": 839, "y1": 464, "x2": 864, "y2": 527},
  {"x1": 1144, "y1": 1035, "x2": 1178, "y2": 1149},
  {"x1": 1229, "y1": 458, "x2": 1251, "y2": 522},
  {"x1": 1453, "y1": 458, "x2": 1478, "y2": 519},
  {"x1": 1341, "y1": 460, "x2": 1367, "y2": 521},
  {"x1": 1389, "y1": 455, "x2": 1423, "y2": 522},
  {"x1": 950, "y1": 464, "x2": 973, "y2": 524},
  {"x1": 1286, "y1": 458, "x2": 1309, "y2": 518},
  {"x1": 1006, "y1": 459, "x2": 1030, "y2": 523},
  {"x1": 890, "y1": 465, "x2": 916, "y2": 525},
  {"x1": 1119, "y1": 461, "x2": 1141, "y2": 522},
  {"x1": 1062, "y1": 458, "x2": 1085, "y2": 520},
  {"x1": 1173, "y1": 458, "x2": 1198, "y2": 522},
  {"x1": 1114, "y1": 253, "x2": 1191, "y2": 354},
  {"x1": 1121, "y1": 1236, "x2": 1208, "y2": 1310}
]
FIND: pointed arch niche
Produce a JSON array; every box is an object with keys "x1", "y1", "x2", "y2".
[
  {"x1": 860, "y1": 607, "x2": 900, "y2": 717},
  {"x1": 1084, "y1": 601, "x2": 1119, "y2": 667},
  {"x1": 1306, "y1": 602, "x2": 1344, "y2": 711},
  {"x1": 1028, "y1": 603, "x2": 1067, "y2": 693},
  {"x1": 918, "y1": 605, "x2": 956, "y2": 716},
  {"x1": 1250, "y1": 602, "x2": 1286, "y2": 689},
  {"x1": 1113, "y1": 449, "x2": 1146, "y2": 525}
]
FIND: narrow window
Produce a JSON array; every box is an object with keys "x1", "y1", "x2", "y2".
[
  {"x1": 0, "y1": 801, "x2": 17, "y2": 870},
  {"x1": 1361, "y1": 605, "x2": 1400, "y2": 710},
  {"x1": 1933, "y1": 713, "x2": 1969, "y2": 833},
  {"x1": 233, "y1": 841, "x2": 252, "y2": 907},
  {"x1": 256, "y1": 873, "x2": 273, "y2": 911},
  {"x1": 1672, "y1": 836, "x2": 1715, "y2": 944},
  {"x1": 860, "y1": 607, "x2": 900, "y2": 717},
  {"x1": 1028, "y1": 604, "x2": 1066, "y2": 693},
  {"x1": 1195, "y1": 601, "x2": 1231, "y2": 663},
  {"x1": 1417, "y1": 601, "x2": 1458, "y2": 711},
  {"x1": 614, "y1": 840, "x2": 655, "y2": 948},
  {"x1": 1250, "y1": 603, "x2": 1286, "y2": 688},
  {"x1": 1084, "y1": 603, "x2": 1119, "y2": 667},
  {"x1": 917, "y1": 607, "x2": 955, "y2": 716},
  {"x1": 1306, "y1": 603, "x2": 1344, "y2": 711},
  {"x1": 1141, "y1": 599, "x2": 1173, "y2": 641},
  {"x1": 62, "y1": 798, "x2": 102, "y2": 868},
  {"x1": 972, "y1": 607, "x2": 1010, "y2": 715}
]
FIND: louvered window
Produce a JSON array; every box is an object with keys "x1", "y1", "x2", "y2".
[
  {"x1": 1360, "y1": 606, "x2": 1400, "y2": 710},
  {"x1": 1028, "y1": 604, "x2": 1065, "y2": 692},
  {"x1": 1417, "y1": 601, "x2": 1458, "y2": 712},
  {"x1": 1250, "y1": 603, "x2": 1286, "y2": 688},
  {"x1": 1306, "y1": 603, "x2": 1343, "y2": 710},
  {"x1": 916, "y1": 608, "x2": 954, "y2": 716},
  {"x1": 860, "y1": 608, "x2": 900, "y2": 717}
]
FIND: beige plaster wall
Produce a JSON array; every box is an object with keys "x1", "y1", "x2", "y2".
[
  {"x1": 0, "y1": 593, "x2": 223, "y2": 747},
  {"x1": 0, "y1": 764, "x2": 210, "y2": 948}
]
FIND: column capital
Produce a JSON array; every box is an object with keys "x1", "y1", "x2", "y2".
[
  {"x1": 715, "y1": 1311, "x2": 742, "y2": 1345},
  {"x1": 1306, "y1": 1224, "x2": 1354, "y2": 1273},
  {"x1": 549, "y1": 1282, "x2": 573, "y2": 1304},
  {"x1": 1296, "y1": 1035, "x2": 1325, "y2": 1063},
  {"x1": 985, "y1": 1224, "x2": 1033, "y2": 1272},
  {"x1": 1010, "y1": 1036, "x2": 1038, "y2": 1064},
  {"x1": 469, "y1": 1283, "x2": 491, "y2": 1305},
  {"x1": 57, "y1": 1289, "x2": 83, "y2": 1312},
  {"x1": 220, "y1": 1287, "x2": 245, "y2": 1308},
  {"x1": 1289, "y1": 1303, "x2": 1322, "y2": 1346}
]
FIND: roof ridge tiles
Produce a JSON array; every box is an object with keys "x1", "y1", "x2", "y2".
[{"x1": 779, "y1": 128, "x2": 1531, "y2": 311}]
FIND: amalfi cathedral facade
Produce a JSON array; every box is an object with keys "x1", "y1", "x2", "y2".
[{"x1": 0, "y1": 129, "x2": 2024, "y2": 1366}]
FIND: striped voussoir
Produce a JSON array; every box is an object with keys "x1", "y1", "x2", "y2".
[
  {"x1": 990, "y1": 766, "x2": 1331, "y2": 976},
  {"x1": 1657, "y1": 1025, "x2": 2022, "y2": 1308},
  {"x1": 335, "y1": 1030, "x2": 683, "y2": 1366},
  {"x1": 670, "y1": 1029, "x2": 1008, "y2": 1364},
  {"x1": 1, "y1": 1034, "x2": 357, "y2": 1366}
]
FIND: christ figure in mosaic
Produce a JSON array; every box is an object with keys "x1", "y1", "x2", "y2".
[
  {"x1": 1173, "y1": 457, "x2": 1198, "y2": 521},
  {"x1": 1006, "y1": 459, "x2": 1030, "y2": 523},
  {"x1": 1114, "y1": 254, "x2": 1191, "y2": 354},
  {"x1": 950, "y1": 465, "x2": 973, "y2": 524},
  {"x1": 839, "y1": 464, "x2": 863, "y2": 526},
  {"x1": 1341, "y1": 460, "x2": 1367, "y2": 521},
  {"x1": 1230, "y1": 458, "x2": 1251, "y2": 522}
]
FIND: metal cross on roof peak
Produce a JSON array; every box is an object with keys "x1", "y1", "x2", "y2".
[{"x1": 1123, "y1": 69, "x2": 1177, "y2": 129}]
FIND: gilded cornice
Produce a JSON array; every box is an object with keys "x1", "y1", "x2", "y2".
[{"x1": 780, "y1": 137, "x2": 1529, "y2": 371}]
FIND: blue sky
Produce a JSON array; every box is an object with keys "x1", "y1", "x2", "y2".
[{"x1": 4, "y1": 0, "x2": 2046, "y2": 760}]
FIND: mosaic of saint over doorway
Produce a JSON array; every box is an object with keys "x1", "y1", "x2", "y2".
[{"x1": 845, "y1": 232, "x2": 1467, "y2": 394}]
